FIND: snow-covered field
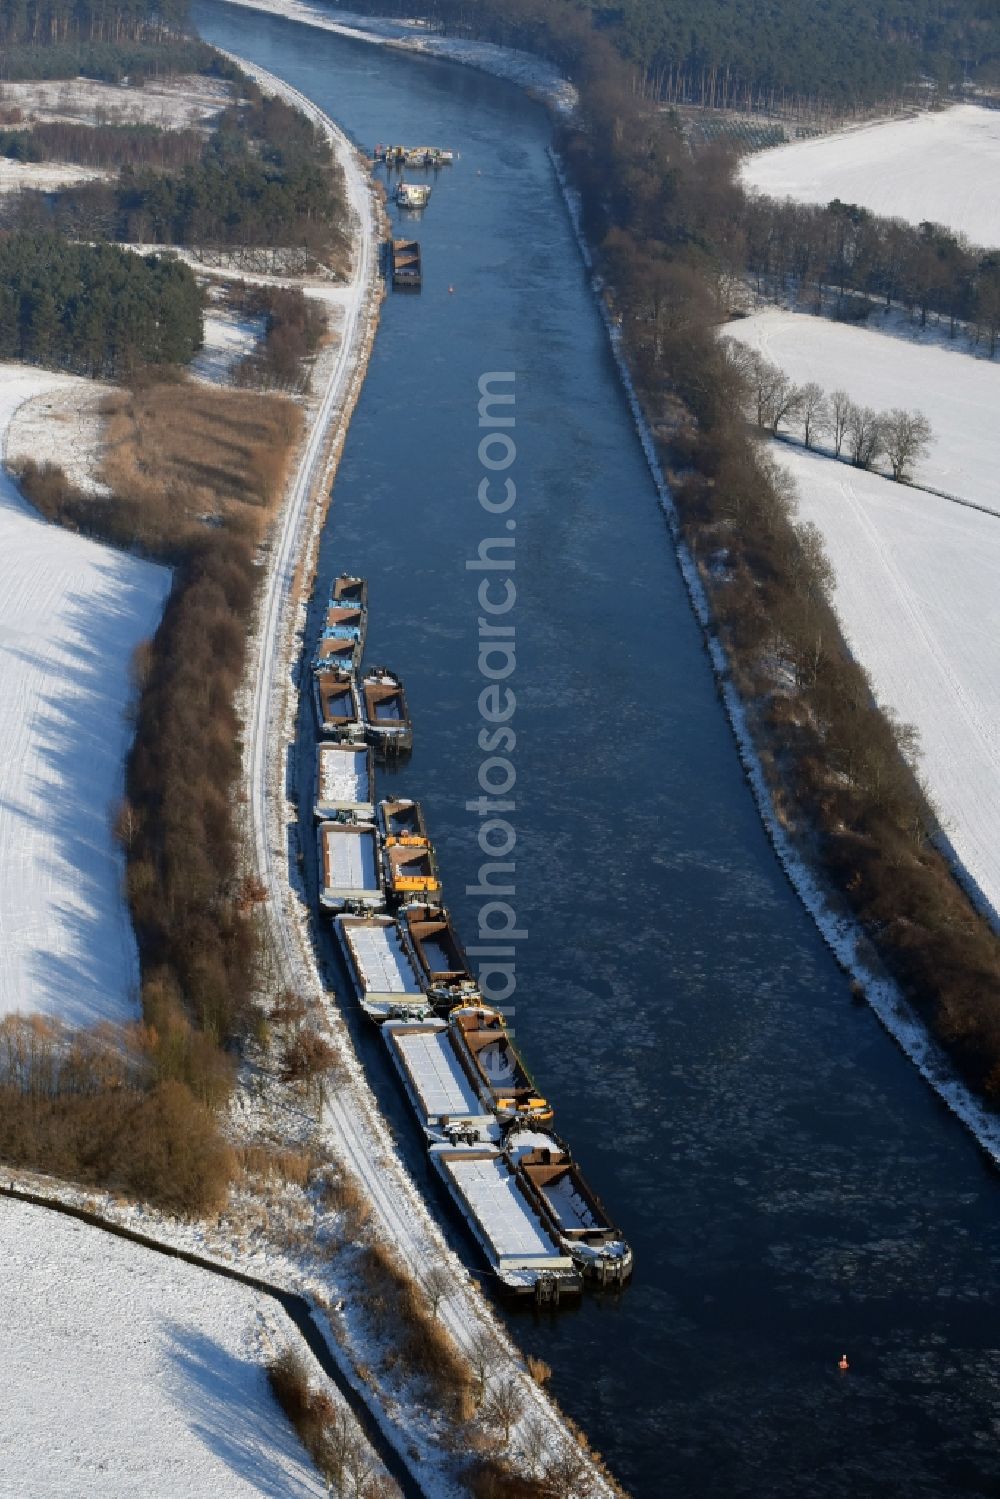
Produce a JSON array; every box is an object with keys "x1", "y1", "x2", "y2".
[
  {"x1": 192, "y1": 308, "x2": 266, "y2": 384},
  {"x1": 0, "y1": 74, "x2": 232, "y2": 130},
  {"x1": 0, "y1": 1196, "x2": 327, "y2": 1497},
  {"x1": 727, "y1": 308, "x2": 1000, "y2": 512},
  {"x1": 0, "y1": 367, "x2": 170, "y2": 1024},
  {"x1": 0, "y1": 157, "x2": 110, "y2": 193},
  {"x1": 8, "y1": 381, "x2": 112, "y2": 496},
  {"x1": 774, "y1": 444, "x2": 1000, "y2": 922},
  {"x1": 742, "y1": 104, "x2": 1000, "y2": 249}
]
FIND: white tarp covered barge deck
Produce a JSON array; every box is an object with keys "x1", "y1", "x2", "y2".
[
  {"x1": 314, "y1": 743, "x2": 375, "y2": 820},
  {"x1": 317, "y1": 823, "x2": 383, "y2": 911},
  {"x1": 335, "y1": 914, "x2": 431, "y2": 1021},
  {"x1": 382, "y1": 1019, "x2": 498, "y2": 1143},
  {"x1": 430, "y1": 1143, "x2": 581, "y2": 1302}
]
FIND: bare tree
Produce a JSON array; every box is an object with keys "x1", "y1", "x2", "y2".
[
  {"x1": 764, "y1": 374, "x2": 806, "y2": 435},
  {"x1": 829, "y1": 388, "x2": 852, "y2": 456},
  {"x1": 483, "y1": 1374, "x2": 526, "y2": 1448},
  {"x1": 881, "y1": 407, "x2": 933, "y2": 481},
  {"x1": 540, "y1": 1445, "x2": 595, "y2": 1499},
  {"x1": 421, "y1": 1263, "x2": 452, "y2": 1319},
  {"x1": 846, "y1": 403, "x2": 885, "y2": 469},
  {"x1": 798, "y1": 381, "x2": 829, "y2": 449},
  {"x1": 468, "y1": 1328, "x2": 500, "y2": 1402}
]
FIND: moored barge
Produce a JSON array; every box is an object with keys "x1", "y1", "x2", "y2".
[
  {"x1": 379, "y1": 800, "x2": 441, "y2": 903},
  {"x1": 335, "y1": 913, "x2": 431, "y2": 1022},
  {"x1": 506, "y1": 1127, "x2": 633, "y2": 1287},
  {"x1": 361, "y1": 669, "x2": 413, "y2": 754},
  {"x1": 313, "y1": 664, "x2": 363, "y2": 739},
  {"x1": 317, "y1": 821, "x2": 383, "y2": 911},
  {"x1": 429, "y1": 1142, "x2": 582, "y2": 1302},
  {"x1": 382, "y1": 1017, "x2": 498, "y2": 1143},
  {"x1": 400, "y1": 902, "x2": 479, "y2": 1005},
  {"x1": 448, "y1": 1004, "x2": 552, "y2": 1126},
  {"x1": 314, "y1": 742, "x2": 375, "y2": 822},
  {"x1": 390, "y1": 238, "x2": 421, "y2": 290}
]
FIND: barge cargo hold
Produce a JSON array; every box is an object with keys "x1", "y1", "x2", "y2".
[
  {"x1": 400, "y1": 902, "x2": 479, "y2": 1004},
  {"x1": 361, "y1": 669, "x2": 413, "y2": 754},
  {"x1": 314, "y1": 743, "x2": 375, "y2": 821},
  {"x1": 448, "y1": 1005, "x2": 552, "y2": 1126},
  {"x1": 390, "y1": 238, "x2": 421, "y2": 290},
  {"x1": 430, "y1": 1143, "x2": 582, "y2": 1302},
  {"x1": 313, "y1": 665, "x2": 363, "y2": 739},
  {"x1": 382, "y1": 840, "x2": 441, "y2": 904},
  {"x1": 317, "y1": 821, "x2": 383, "y2": 911},
  {"x1": 506, "y1": 1127, "x2": 633, "y2": 1286},
  {"x1": 335, "y1": 913, "x2": 431, "y2": 1021},
  {"x1": 378, "y1": 797, "x2": 428, "y2": 843},
  {"x1": 382, "y1": 1018, "x2": 498, "y2": 1142}
]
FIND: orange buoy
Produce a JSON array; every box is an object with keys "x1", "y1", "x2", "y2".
[{"x1": 838, "y1": 1354, "x2": 850, "y2": 1372}]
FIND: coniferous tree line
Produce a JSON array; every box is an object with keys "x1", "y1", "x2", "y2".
[
  {"x1": 0, "y1": 118, "x2": 204, "y2": 170},
  {"x1": 2, "y1": 88, "x2": 350, "y2": 267},
  {"x1": 0, "y1": 0, "x2": 190, "y2": 45},
  {"x1": 311, "y1": 0, "x2": 1000, "y2": 108},
  {"x1": 0, "y1": 231, "x2": 201, "y2": 375},
  {"x1": 0, "y1": 35, "x2": 214, "y2": 79}
]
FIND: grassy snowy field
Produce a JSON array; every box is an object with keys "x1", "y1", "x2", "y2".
[
  {"x1": 0, "y1": 367, "x2": 170, "y2": 1024},
  {"x1": 741, "y1": 104, "x2": 1000, "y2": 248},
  {"x1": 772, "y1": 443, "x2": 1000, "y2": 923},
  {"x1": 727, "y1": 309, "x2": 1000, "y2": 513},
  {"x1": 0, "y1": 1196, "x2": 326, "y2": 1497}
]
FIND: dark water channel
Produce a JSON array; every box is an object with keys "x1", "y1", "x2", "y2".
[{"x1": 195, "y1": 6, "x2": 1000, "y2": 1492}]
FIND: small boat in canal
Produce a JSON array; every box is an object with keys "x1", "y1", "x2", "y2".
[
  {"x1": 447, "y1": 1004, "x2": 552, "y2": 1126},
  {"x1": 396, "y1": 181, "x2": 432, "y2": 208},
  {"x1": 429, "y1": 1140, "x2": 582, "y2": 1302},
  {"x1": 390, "y1": 238, "x2": 421, "y2": 290},
  {"x1": 314, "y1": 742, "x2": 375, "y2": 821},
  {"x1": 505, "y1": 1126, "x2": 633, "y2": 1287},
  {"x1": 400, "y1": 902, "x2": 479, "y2": 1004},
  {"x1": 317, "y1": 821, "x2": 383, "y2": 911},
  {"x1": 313, "y1": 664, "x2": 363, "y2": 739},
  {"x1": 361, "y1": 668, "x2": 413, "y2": 754},
  {"x1": 335, "y1": 912, "x2": 431, "y2": 1022}
]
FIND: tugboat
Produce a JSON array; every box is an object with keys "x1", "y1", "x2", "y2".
[{"x1": 396, "y1": 181, "x2": 432, "y2": 209}]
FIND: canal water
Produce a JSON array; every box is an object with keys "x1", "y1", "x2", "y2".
[{"x1": 196, "y1": 5, "x2": 1000, "y2": 1493}]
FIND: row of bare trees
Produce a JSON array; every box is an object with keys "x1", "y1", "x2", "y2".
[{"x1": 732, "y1": 345, "x2": 934, "y2": 480}]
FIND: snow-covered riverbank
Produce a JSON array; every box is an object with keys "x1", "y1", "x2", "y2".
[{"x1": 215, "y1": 0, "x2": 578, "y2": 113}]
